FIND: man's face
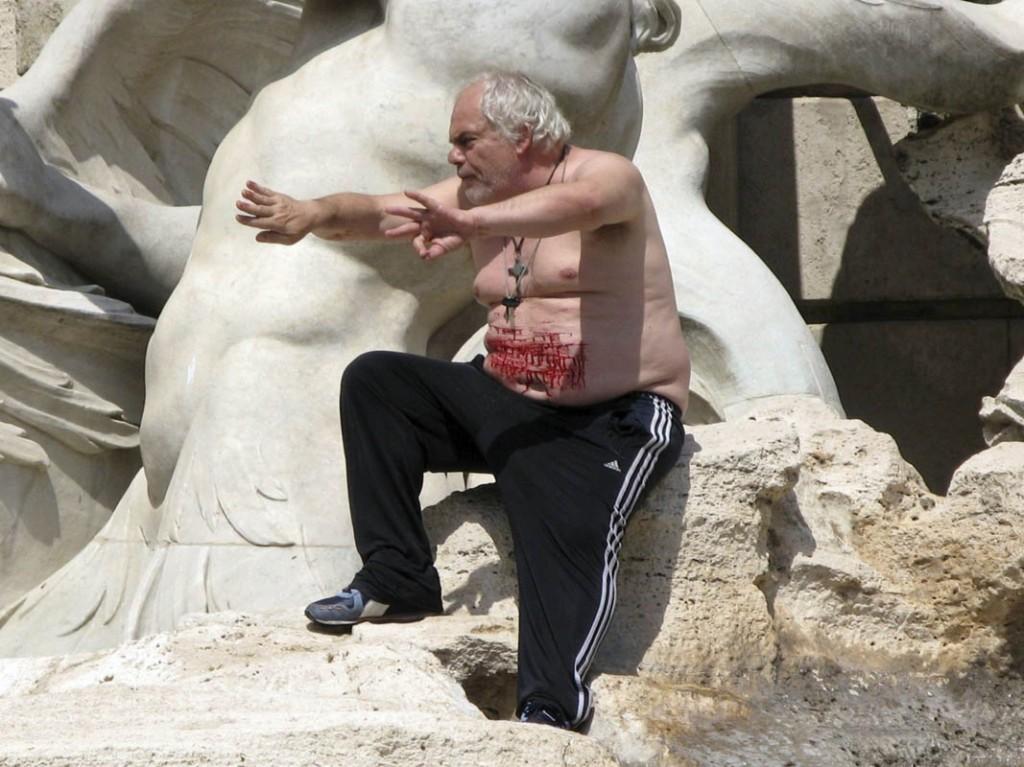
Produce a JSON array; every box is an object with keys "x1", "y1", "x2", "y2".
[{"x1": 448, "y1": 84, "x2": 523, "y2": 206}]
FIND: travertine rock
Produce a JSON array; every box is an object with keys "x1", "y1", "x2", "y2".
[
  {"x1": 426, "y1": 417, "x2": 802, "y2": 689},
  {"x1": 0, "y1": 611, "x2": 620, "y2": 767},
  {"x1": 894, "y1": 104, "x2": 1024, "y2": 462},
  {"x1": 744, "y1": 397, "x2": 1024, "y2": 676},
  {"x1": 2, "y1": 402, "x2": 1024, "y2": 765},
  {"x1": 986, "y1": 146, "x2": 1024, "y2": 304},
  {"x1": 897, "y1": 107, "x2": 1024, "y2": 305},
  {"x1": 0, "y1": 0, "x2": 15, "y2": 86},
  {"x1": 981, "y1": 358, "x2": 1024, "y2": 446},
  {"x1": 426, "y1": 396, "x2": 1024, "y2": 690},
  {"x1": 12, "y1": 0, "x2": 78, "y2": 76}
]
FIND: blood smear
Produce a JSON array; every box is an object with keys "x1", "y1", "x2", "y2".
[{"x1": 487, "y1": 327, "x2": 586, "y2": 390}]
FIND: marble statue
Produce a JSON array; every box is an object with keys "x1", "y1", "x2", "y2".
[
  {"x1": 0, "y1": 0, "x2": 303, "y2": 610},
  {"x1": 1, "y1": 0, "x2": 1023, "y2": 656}
]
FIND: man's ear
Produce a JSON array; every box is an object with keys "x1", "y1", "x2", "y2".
[{"x1": 514, "y1": 128, "x2": 533, "y2": 157}]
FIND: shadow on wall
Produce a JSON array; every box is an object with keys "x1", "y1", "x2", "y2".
[
  {"x1": 822, "y1": 100, "x2": 1023, "y2": 492},
  {"x1": 735, "y1": 96, "x2": 1024, "y2": 493}
]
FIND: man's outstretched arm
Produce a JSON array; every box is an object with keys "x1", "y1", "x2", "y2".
[
  {"x1": 384, "y1": 152, "x2": 646, "y2": 259},
  {"x1": 235, "y1": 177, "x2": 462, "y2": 246},
  {"x1": 471, "y1": 153, "x2": 645, "y2": 238}
]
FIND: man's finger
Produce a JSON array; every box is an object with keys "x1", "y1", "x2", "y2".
[
  {"x1": 235, "y1": 214, "x2": 275, "y2": 230},
  {"x1": 424, "y1": 243, "x2": 447, "y2": 260},
  {"x1": 384, "y1": 222, "x2": 421, "y2": 238},
  {"x1": 433, "y1": 235, "x2": 466, "y2": 259},
  {"x1": 241, "y1": 187, "x2": 274, "y2": 205},
  {"x1": 255, "y1": 230, "x2": 297, "y2": 245},
  {"x1": 384, "y1": 205, "x2": 426, "y2": 221},
  {"x1": 246, "y1": 180, "x2": 275, "y2": 196},
  {"x1": 403, "y1": 189, "x2": 439, "y2": 210},
  {"x1": 236, "y1": 200, "x2": 273, "y2": 217},
  {"x1": 421, "y1": 238, "x2": 451, "y2": 260}
]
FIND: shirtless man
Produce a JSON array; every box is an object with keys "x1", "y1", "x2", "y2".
[{"x1": 236, "y1": 72, "x2": 690, "y2": 730}]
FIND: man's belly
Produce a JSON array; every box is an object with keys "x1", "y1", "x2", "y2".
[
  {"x1": 481, "y1": 300, "x2": 690, "y2": 411},
  {"x1": 484, "y1": 325, "x2": 588, "y2": 397}
]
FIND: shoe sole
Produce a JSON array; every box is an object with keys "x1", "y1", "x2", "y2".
[{"x1": 304, "y1": 609, "x2": 440, "y2": 627}]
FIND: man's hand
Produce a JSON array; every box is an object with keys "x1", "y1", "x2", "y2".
[
  {"x1": 384, "y1": 190, "x2": 475, "y2": 260},
  {"x1": 235, "y1": 180, "x2": 317, "y2": 245}
]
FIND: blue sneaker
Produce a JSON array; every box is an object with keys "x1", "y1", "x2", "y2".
[
  {"x1": 518, "y1": 700, "x2": 571, "y2": 729},
  {"x1": 304, "y1": 588, "x2": 439, "y2": 626}
]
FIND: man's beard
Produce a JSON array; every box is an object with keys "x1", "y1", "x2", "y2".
[
  {"x1": 461, "y1": 165, "x2": 518, "y2": 206},
  {"x1": 462, "y1": 180, "x2": 494, "y2": 206}
]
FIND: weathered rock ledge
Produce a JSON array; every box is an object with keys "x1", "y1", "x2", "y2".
[{"x1": 2, "y1": 397, "x2": 1023, "y2": 766}]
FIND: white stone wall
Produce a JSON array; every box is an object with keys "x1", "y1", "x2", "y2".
[
  {"x1": 1, "y1": 0, "x2": 78, "y2": 86},
  {"x1": 0, "y1": 0, "x2": 16, "y2": 87},
  {"x1": 733, "y1": 96, "x2": 1024, "y2": 491}
]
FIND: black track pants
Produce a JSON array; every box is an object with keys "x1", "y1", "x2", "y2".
[{"x1": 341, "y1": 351, "x2": 684, "y2": 727}]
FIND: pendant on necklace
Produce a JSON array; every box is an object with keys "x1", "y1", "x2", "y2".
[
  {"x1": 508, "y1": 261, "x2": 528, "y2": 279},
  {"x1": 501, "y1": 295, "x2": 521, "y2": 324}
]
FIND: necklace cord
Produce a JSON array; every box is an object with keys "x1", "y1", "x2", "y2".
[
  {"x1": 510, "y1": 144, "x2": 570, "y2": 255},
  {"x1": 503, "y1": 144, "x2": 571, "y2": 324}
]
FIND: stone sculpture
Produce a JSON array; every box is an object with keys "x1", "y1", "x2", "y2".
[
  {"x1": 1, "y1": 0, "x2": 1023, "y2": 656},
  {"x1": 0, "y1": 0, "x2": 303, "y2": 609}
]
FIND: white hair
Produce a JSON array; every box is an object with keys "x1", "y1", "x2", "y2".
[{"x1": 468, "y1": 71, "x2": 572, "y2": 150}]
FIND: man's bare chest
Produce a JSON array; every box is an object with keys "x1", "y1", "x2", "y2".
[{"x1": 471, "y1": 232, "x2": 611, "y2": 305}]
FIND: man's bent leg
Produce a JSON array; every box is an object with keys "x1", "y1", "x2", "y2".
[
  {"x1": 340, "y1": 351, "x2": 490, "y2": 613},
  {"x1": 495, "y1": 393, "x2": 684, "y2": 728}
]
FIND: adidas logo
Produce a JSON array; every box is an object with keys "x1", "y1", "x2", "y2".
[{"x1": 603, "y1": 459, "x2": 621, "y2": 472}]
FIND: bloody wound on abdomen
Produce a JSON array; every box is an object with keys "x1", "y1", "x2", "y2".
[{"x1": 487, "y1": 327, "x2": 586, "y2": 391}]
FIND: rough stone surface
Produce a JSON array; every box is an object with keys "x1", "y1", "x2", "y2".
[
  {"x1": 739, "y1": 97, "x2": 1002, "y2": 303},
  {"x1": 813, "y1": 318, "x2": 1023, "y2": 492},
  {"x1": 0, "y1": 612, "x2": 620, "y2": 767},
  {"x1": 0, "y1": 0, "x2": 15, "y2": 87},
  {"x1": 987, "y1": 146, "x2": 1024, "y2": 305},
  {"x1": 426, "y1": 419, "x2": 801, "y2": 689},
  {"x1": 13, "y1": 0, "x2": 76, "y2": 76},
  {"x1": 897, "y1": 106, "x2": 1024, "y2": 304},
  {"x1": 743, "y1": 397, "x2": 1024, "y2": 677},
  {"x1": 981, "y1": 357, "x2": 1024, "y2": 446},
  {"x1": 3, "y1": 403, "x2": 1024, "y2": 764}
]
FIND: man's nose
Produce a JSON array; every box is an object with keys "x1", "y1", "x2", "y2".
[{"x1": 448, "y1": 146, "x2": 463, "y2": 165}]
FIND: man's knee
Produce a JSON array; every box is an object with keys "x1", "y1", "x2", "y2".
[
  {"x1": 340, "y1": 350, "x2": 419, "y2": 413},
  {"x1": 342, "y1": 350, "x2": 399, "y2": 389}
]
